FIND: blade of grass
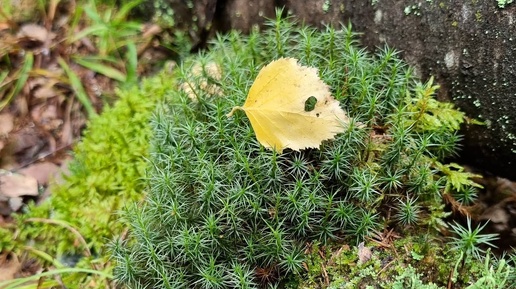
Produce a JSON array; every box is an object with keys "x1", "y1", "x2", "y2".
[
  {"x1": 36, "y1": 0, "x2": 48, "y2": 21},
  {"x1": 57, "y1": 57, "x2": 96, "y2": 117},
  {"x1": 102, "y1": 7, "x2": 113, "y2": 23},
  {"x1": 31, "y1": 68, "x2": 64, "y2": 79},
  {"x1": 84, "y1": 0, "x2": 102, "y2": 23},
  {"x1": 0, "y1": 71, "x2": 8, "y2": 100},
  {"x1": 0, "y1": 52, "x2": 33, "y2": 111},
  {"x1": 25, "y1": 217, "x2": 93, "y2": 257},
  {"x1": 0, "y1": 6, "x2": 17, "y2": 30},
  {"x1": 9, "y1": 278, "x2": 60, "y2": 289},
  {"x1": 73, "y1": 55, "x2": 120, "y2": 64},
  {"x1": 73, "y1": 57, "x2": 126, "y2": 82},
  {"x1": 23, "y1": 246, "x2": 65, "y2": 269},
  {"x1": 125, "y1": 42, "x2": 137, "y2": 86},
  {"x1": 113, "y1": 0, "x2": 143, "y2": 22},
  {"x1": 0, "y1": 268, "x2": 114, "y2": 289},
  {"x1": 68, "y1": 24, "x2": 107, "y2": 43},
  {"x1": 46, "y1": 0, "x2": 60, "y2": 24},
  {"x1": 0, "y1": 71, "x2": 8, "y2": 86},
  {"x1": 68, "y1": 6, "x2": 84, "y2": 38}
]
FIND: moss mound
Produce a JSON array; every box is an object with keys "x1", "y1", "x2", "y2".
[{"x1": 109, "y1": 14, "x2": 502, "y2": 288}]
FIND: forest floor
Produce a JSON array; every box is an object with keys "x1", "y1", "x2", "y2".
[
  {"x1": 0, "y1": 1, "x2": 170, "y2": 281},
  {"x1": 1, "y1": 1, "x2": 516, "y2": 287}
]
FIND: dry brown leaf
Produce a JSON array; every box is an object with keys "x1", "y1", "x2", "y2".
[
  {"x1": 0, "y1": 114, "x2": 14, "y2": 136},
  {"x1": 0, "y1": 171, "x2": 39, "y2": 198},
  {"x1": 4, "y1": 127, "x2": 45, "y2": 156},
  {"x1": 17, "y1": 24, "x2": 49, "y2": 43},
  {"x1": 29, "y1": 77, "x2": 48, "y2": 87},
  {"x1": 0, "y1": 22, "x2": 10, "y2": 31},
  {"x1": 31, "y1": 104, "x2": 62, "y2": 131},
  {"x1": 0, "y1": 252, "x2": 22, "y2": 282},
  {"x1": 33, "y1": 86, "x2": 58, "y2": 99},
  {"x1": 18, "y1": 161, "x2": 60, "y2": 186},
  {"x1": 142, "y1": 24, "x2": 162, "y2": 38},
  {"x1": 357, "y1": 242, "x2": 372, "y2": 264}
]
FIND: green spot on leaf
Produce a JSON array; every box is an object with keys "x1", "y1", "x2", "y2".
[{"x1": 304, "y1": 96, "x2": 317, "y2": 112}]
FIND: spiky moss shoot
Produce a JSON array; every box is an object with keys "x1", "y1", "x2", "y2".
[
  {"x1": 394, "y1": 196, "x2": 422, "y2": 226},
  {"x1": 112, "y1": 11, "x2": 470, "y2": 288}
]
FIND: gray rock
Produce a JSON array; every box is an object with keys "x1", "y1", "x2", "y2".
[
  {"x1": 284, "y1": 0, "x2": 516, "y2": 180},
  {"x1": 158, "y1": 0, "x2": 516, "y2": 179}
]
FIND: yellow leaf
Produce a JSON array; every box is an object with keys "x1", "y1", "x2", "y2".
[{"x1": 228, "y1": 58, "x2": 349, "y2": 153}]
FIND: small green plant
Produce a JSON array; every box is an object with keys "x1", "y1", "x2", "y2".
[
  {"x1": 58, "y1": 57, "x2": 97, "y2": 117},
  {"x1": 69, "y1": 0, "x2": 143, "y2": 56},
  {"x1": 300, "y1": 232, "x2": 514, "y2": 288},
  {"x1": 449, "y1": 217, "x2": 499, "y2": 261},
  {"x1": 453, "y1": 185, "x2": 478, "y2": 205},
  {"x1": 1, "y1": 0, "x2": 145, "y2": 115},
  {"x1": 466, "y1": 253, "x2": 512, "y2": 289},
  {"x1": 497, "y1": 0, "x2": 514, "y2": 8},
  {"x1": 394, "y1": 196, "x2": 421, "y2": 226},
  {"x1": 68, "y1": 0, "x2": 142, "y2": 88},
  {"x1": 0, "y1": 52, "x2": 33, "y2": 110},
  {"x1": 15, "y1": 73, "x2": 173, "y2": 252},
  {"x1": 111, "y1": 11, "x2": 474, "y2": 288},
  {"x1": 391, "y1": 265, "x2": 440, "y2": 289},
  {"x1": 435, "y1": 162, "x2": 483, "y2": 194}
]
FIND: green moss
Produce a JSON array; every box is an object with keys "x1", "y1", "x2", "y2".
[
  {"x1": 23, "y1": 74, "x2": 175, "y2": 252},
  {"x1": 1, "y1": 72, "x2": 175, "y2": 288},
  {"x1": 475, "y1": 11, "x2": 482, "y2": 22},
  {"x1": 300, "y1": 232, "x2": 513, "y2": 288},
  {"x1": 322, "y1": 0, "x2": 332, "y2": 13},
  {"x1": 497, "y1": 0, "x2": 514, "y2": 8},
  {"x1": 109, "y1": 11, "x2": 500, "y2": 289},
  {"x1": 1, "y1": 8, "x2": 508, "y2": 289}
]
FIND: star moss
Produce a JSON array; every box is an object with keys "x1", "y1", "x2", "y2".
[{"x1": 112, "y1": 12, "x2": 469, "y2": 288}]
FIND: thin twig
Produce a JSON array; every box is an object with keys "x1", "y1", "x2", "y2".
[
  {"x1": 377, "y1": 259, "x2": 395, "y2": 275},
  {"x1": 447, "y1": 267, "x2": 454, "y2": 289}
]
